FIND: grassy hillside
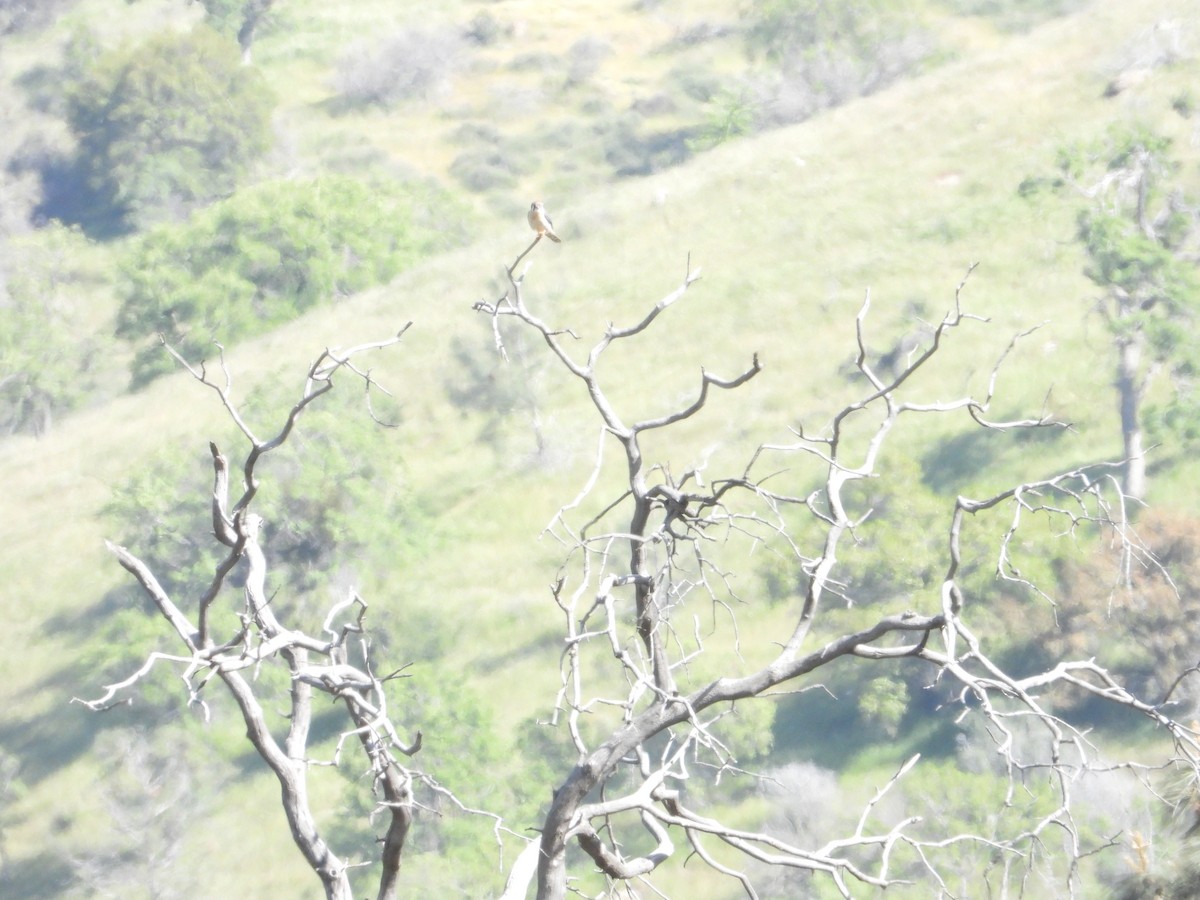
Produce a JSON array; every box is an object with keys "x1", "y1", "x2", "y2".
[{"x1": 3, "y1": 0, "x2": 1200, "y2": 896}]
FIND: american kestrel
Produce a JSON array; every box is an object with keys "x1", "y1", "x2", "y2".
[{"x1": 528, "y1": 200, "x2": 561, "y2": 243}]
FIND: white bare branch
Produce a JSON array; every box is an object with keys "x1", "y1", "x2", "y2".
[
  {"x1": 470, "y1": 254, "x2": 1200, "y2": 900},
  {"x1": 80, "y1": 331, "x2": 458, "y2": 900}
]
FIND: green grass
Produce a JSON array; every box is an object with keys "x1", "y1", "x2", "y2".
[{"x1": 4, "y1": 0, "x2": 1200, "y2": 897}]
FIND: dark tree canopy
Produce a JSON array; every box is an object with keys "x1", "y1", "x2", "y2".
[{"x1": 64, "y1": 24, "x2": 274, "y2": 233}]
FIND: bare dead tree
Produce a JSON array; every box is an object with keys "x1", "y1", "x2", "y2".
[
  {"x1": 77, "y1": 236, "x2": 1200, "y2": 898},
  {"x1": 476, "y1": 253, "x2": 1200, "y2": 899},
  {"x1": 71, "y1": 328, "x2": 477, "y2": 900}
]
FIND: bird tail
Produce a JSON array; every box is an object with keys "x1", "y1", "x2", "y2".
[{"x1": 547, "y1": 233, "x2": 562, "y2": 243}]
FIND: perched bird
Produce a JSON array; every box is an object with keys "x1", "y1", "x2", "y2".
[{"x1": 527, "y1": 201, "x2": 562, "y2": 243}]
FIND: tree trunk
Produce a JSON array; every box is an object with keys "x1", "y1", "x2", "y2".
[
  {"x1": 221, "y1": 667, "x2": 354, "y2": 900},
  {"x1": 1116, "y1": 334, "x2": 1146, "y2": 502},
  {"x1": 237, "y1": 0, "x2": 273, "y2": 64}
]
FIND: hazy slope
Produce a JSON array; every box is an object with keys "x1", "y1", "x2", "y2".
[{"x1": 2, "y1": 0, "x2": 1198, "y2": 895}]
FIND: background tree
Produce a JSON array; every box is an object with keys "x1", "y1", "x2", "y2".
[
  {"x1": 63, "y1": 24, "x2": 274, "y2": 233},
  {"x1": 1057, "y1": 124, "x2": 1200, "y2": 502}
]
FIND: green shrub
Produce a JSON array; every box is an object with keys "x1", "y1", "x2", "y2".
[
  {"x1": 689, "y1": 88, "x2": 756, "y2": 150},
  {"x1": 565, "y1": 36, "x2": 612, "y2": 86},
  {"x1": 447, "y1": 125, "x2": 541, "y2": 193},
  {"x1": 333, "y1": 27, "x2": 466, "y2": 109},
  {"x1": 448, "y1": 149, "x2": 524, "y2": 193},
  {"x1": 463, "y1": 12, "x2": 512, "y2": 47},
  {"x1": 117, "y1": 174, "x2": 464, "y2": 384},
  {"x1": 601, "y1": 116, "x2": 697, "y2": 177},
  {"x1": 742, "y1": 0, "x2": 932, "y2": 126},
  {"x1": 744, "y1": 0, "x2": 915, "y2": 63}
]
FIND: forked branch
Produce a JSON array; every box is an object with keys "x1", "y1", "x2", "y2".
[
  {"x1": 485, "y1": 261, "x2": 1200, "y2": 900},
  {"x1": 80, "y1": 331, "x2": 443, "y2": 900}
]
